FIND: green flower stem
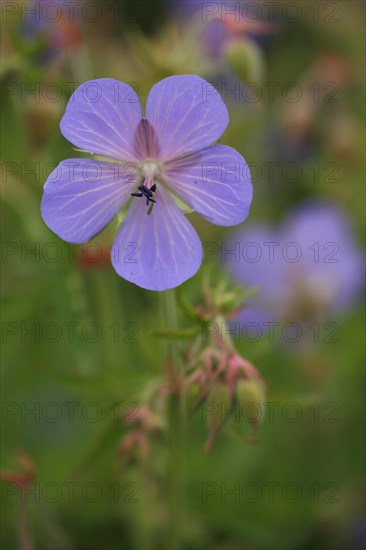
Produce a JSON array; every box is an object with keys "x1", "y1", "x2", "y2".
[
  {"x1": 161, "y1": 289, "x2": 185, "y2": 550},
  {"x1": 86, "y1": 269, "x2": 123, "y2": 370},
  {"x1": 19, "y1": 498, "x2": 32, "y2": 550}
]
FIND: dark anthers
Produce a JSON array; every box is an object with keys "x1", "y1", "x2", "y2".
[{"x1": 131, "y1": 184, "x2": 157, "y2": 206}]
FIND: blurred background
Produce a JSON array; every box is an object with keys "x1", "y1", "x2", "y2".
[{"x1": 1, "y1": 1, "x2": 365, "y2": 549}]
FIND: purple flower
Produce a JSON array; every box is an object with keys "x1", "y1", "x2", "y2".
[
  {"x1": 170, "y1": 0, "x2": 276, "y2": 59},
  {"x1": 228, "y1": 202, "x2": 364, "y2": 323},
  {"x1": 21, "y1": 0, "x2": 82, "y2": 64},
  {"x1": 41, "y1": 75, "x2": 252, "y2": 291}
]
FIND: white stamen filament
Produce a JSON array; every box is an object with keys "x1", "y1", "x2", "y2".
[{"x1": 140, "y1": 160, "x2": 160, "y2": 188}]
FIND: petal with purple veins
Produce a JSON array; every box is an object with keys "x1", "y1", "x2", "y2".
[
  {"x1": 145, "y1": 75, "x2": 228, "y2": 162},
  {"x1": 111, "y1": 187, "x2": 203, "y2": 290},
  {"x1": 133, "y1": 118, "x2": 161, "y2": 160},
  {"x1": 163, "y1": 145, "x2": 253, "y2": 226},
  {"x1": 60, "y1": 79, "x2": 143, "y2": 162},
  {"x1": 41, "y1": 159, "x2": 137, "y2": 243}
]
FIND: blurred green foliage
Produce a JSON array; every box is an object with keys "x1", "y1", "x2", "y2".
[{"x1": 1, "y1": 1, "x2": 365, "y2": 549}]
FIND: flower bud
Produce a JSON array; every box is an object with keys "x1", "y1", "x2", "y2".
[
  {"x1": 204, "y1": 383, "x2": 232, "y2": 452},
  {"x1": 225, "y1": 39, "x2": 264, "y2": 84},
  {"x1": 185, "y1": 379, "x2": 202, "y2": 407},
  {"x1": 206, "y1": 383, "x2": 232, "y2": 433},
  {"x1": 236, "y1": 378, "x2": 266, "y2": 441}
]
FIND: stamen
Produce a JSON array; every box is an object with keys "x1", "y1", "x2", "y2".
[
  {"x1": 130, "y1": 180, "x2": 157, "y2": 214},
  {"x1": 130, "y1": 160, "x2": 160, "y2": 212}
]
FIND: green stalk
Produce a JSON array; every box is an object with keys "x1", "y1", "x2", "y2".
[
  {"x1": 161, "y1": 289, "x2": 185, "y2": 550},
  {"x1": 86, "y1": 269, "x2": 122, "y2": 370}
]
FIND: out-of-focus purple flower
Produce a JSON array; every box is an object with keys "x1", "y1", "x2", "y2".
[
  {"x1": 21, "y1": 0, "x2": 82, "y2": 63},
  {"x1": 228, "y1": 202, "x2": 364, "y2": 324},
  {"x1": 170, "y1": 0, "x2": 276, "y2": 59},
  {"x1": 41, "y1": 75, "x2": 252, "y2": 291}
]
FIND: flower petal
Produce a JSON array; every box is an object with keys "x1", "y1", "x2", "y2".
[
  {"x1": 133, "y1": 118, "x2": 161, "y2": 159},
  {"x1": 60, "y1": 79, "x2": 143, "y2": 161},
  {"x1": 41, "y1": 159, "x2": 137, "y2": 243},
  {"x1": 282, "y1": 202, "x2": 365, "y2": 312},
  {"x1": 111, "y1": 187, "x2": 203, "y2": 290},
  {"x1": 145, "y1": 75, "x2": 228, "y2": 161},
  {"x1": 163, "y1": 145, "x2": 252, "y2": 225}
]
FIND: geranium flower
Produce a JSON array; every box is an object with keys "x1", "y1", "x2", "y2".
[
  {"x1": 228, "y1": 202, "x2": 364, "y2": 325},
  {"x1": 170, "y1": 0, "x2": 276, "y2": 59},
  {"x1": 22, "y1": 0, "x2": 82, "y2": 64},
  {"x1": 41, "y1": 75, "x2": 253, "y2": 290}
]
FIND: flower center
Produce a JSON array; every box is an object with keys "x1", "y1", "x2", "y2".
[
  {"x1": 130, "y1": 160, "x2": 161, "y2": 215},
  {"x1": 140, "y1": 160, "x2": 160, "y2": 188}
]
